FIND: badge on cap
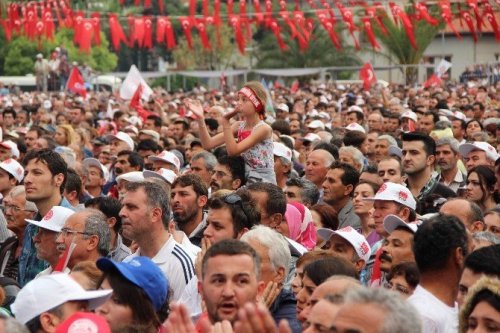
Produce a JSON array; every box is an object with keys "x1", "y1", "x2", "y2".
[{"x1": 44, "y1": 209, "x2": 54, "y2": 220}]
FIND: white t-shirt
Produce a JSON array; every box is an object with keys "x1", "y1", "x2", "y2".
[
  {"x1": 408, "y1": 285, "x2": 458, "y2": 333},
  {"x1": 126, "y1": 236, "x2": 195, "y2": 301}
]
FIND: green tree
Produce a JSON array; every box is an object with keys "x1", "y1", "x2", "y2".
[
  {"x1": 172, "y1": 25, "x2": 238, "y2": 70},
  {"x1": 255, "y1": 26, "x2": 362, "y2": 70},
  {"x1": 373, "y1": 5, "x2": 444, "y2": 84},
  {"x1": 2, "y1": 28, "x2": 118, "y2": 75}
]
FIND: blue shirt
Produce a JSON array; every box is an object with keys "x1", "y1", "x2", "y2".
[{"x1": 18, "y1": 198, "x2": 74, "y2": 287}]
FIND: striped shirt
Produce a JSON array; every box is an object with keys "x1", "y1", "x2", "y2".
[{"x1": 126, "y1": 236, "x2": 195, "y2": 301}]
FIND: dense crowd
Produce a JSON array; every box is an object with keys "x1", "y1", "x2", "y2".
[{"x1": 0, "y1": 66, "x2": 497, "y2": 333}]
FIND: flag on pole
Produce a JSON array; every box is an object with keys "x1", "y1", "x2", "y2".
[
  {"x1": 119, "y1": 65, "x2": 153, "y2": 101},
  {"x1": 435, "y1": 59, "x2": 452, "y2": 78},
  {"x1": 359, "y1": 63, "x2": 377, "y2": 90},
  {"x1": 53, "y1": 237, "x2": 77, "y2": 272},
  {"x1": 423, "y1": 74, "x2": 442, "y2": 88},
  {"x1": 129, "y1": 84, "x2": 154, "y2": 121},
  {"x1": 290, "y1": 79, "x2": 299, "y2": 94},
  {"x1": 66, "y1": 67, "x2": 87, "y2": 98},
  {"x1": 220, "y1": 72, "x2": 226, "y2": 91}
]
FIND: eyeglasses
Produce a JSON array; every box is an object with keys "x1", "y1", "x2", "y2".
[
  {"x1": 0, "y1": 205, "x2": 34, "y2": 214},
  {"x1": 59, "y1": 227, "x2": 92, "y2": 238},
  {"x1": 384, "y1": 282, "x2": 410, "y2": 295}
]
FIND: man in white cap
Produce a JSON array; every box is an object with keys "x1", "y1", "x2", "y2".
[
  {"x1": 307, "y1": 120, "x2": 325, "y2": 133},
  {"x1": 459, "y1": 141, "x2": 500, "y2": 171},
  {"x1": 346, "y1": 106, "x2": 364, "y2": 126},
  {"x1": 400, "y1": 110, "x2": 418, "y2": 132},
  {"x1": 0, "y1": 158, "x2": 24, "y2": 201},
  {"x1": 275, "y1": 103, "x2": 289, "y2": 120},
  {"x1": 106, "y1": 132, "x2": 135, "y2": 157},
  {"x1": 82, "y1": 158, "x2": 109, "y2": 199},
  {"x1": 317, "y1": 226, "x2": 371, "y2": 276},
  {"x1": 379, "y1": 215, "x2": 419, "y2": 274},
  {"x1": 0, "y1": 140, "x2": 20, "y2": 161},
  {"x1": 27, "y1": 206, "x2": 75, "y2": 276},
  {"x1": 273, "y1": 142, "x2": 293, "y2": 189},
  {"x1": 11, "y1": 273, "x2": 111, "y2": 331},
  {"x1": 148, "y1": 150, "x2": 181, "y2": 173}
]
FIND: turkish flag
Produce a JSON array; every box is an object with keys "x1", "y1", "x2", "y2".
[
  {"x1": 359, "y1": 63, "x2": 377, "y2": 90},
  {"x1": 66, "y1": 67, "x2": 87, "y2": 98},
  {"x1": 291, "y1": 79, "x2": 299, "y2": 93},
  {"x1": 423, "y1": 74, "x2": 442, "y2": 88},
  {"x1": 130, "y1": 84, "x2": 154, "y2": 121}
]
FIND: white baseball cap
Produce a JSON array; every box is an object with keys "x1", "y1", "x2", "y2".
[
  {"x1": 401, "y1": 110, "x2": 418, "y2": 122},
  {"x1": 0, "y1": 140, "x2": 20, "y2": 159},
  {"x1": 459, "y1": 142, "x2": 500, "y2": 162},
  {"x1": 11, "y1": 273, "x2": 112, "y2": 325},
  {"x1": 0, "y1": 158, "x2": 24, "y2": 183},
  {"x1": 143, "y1": 168, "x2": 177, "y2": 185},
  {"x1": 148, "y1": 150, "x2": 181, "y2": 171},
  {"x1": 273, "y1": 142, "x2": 292, "y2": 163},
  {"x1": 383, "y1": 214, "x2": 420, "y2": 234},
  {"x1": 345, "y1": 123, "x2": 366, "y2": 133},
  {"x1": 276, "y1": 103, "x2": 289, "y2": 113},
  {"x1": 123, "y1": 125, "x2": 139, "y2": 136},
  {"x1": 364, "y1": 182, "x2": 417, "y2": 210},
  {"x1": 308, "y1": 120, "x2": 325, "y2": 130},
  {"x1": 303, "y1": 133, "x2": 321, "y2": 143},
  {"x1": 83, "y1": 158, "x2": 110, "y2": 182},
  {"x1": 116, "y1": 171, "x2": 144, "y2": 183},
  {"x1": 452, "y1": 111, "x2": 467, "y2": 121},
  {"x1": 317, "y1": 226, "x2": 371, "y2": 264},
  {"x1": 139, "y1": 129, "x2": 160, "y2": 142},
  {"x1": 105, "y1": 132, "x2": 134, "y2": 151},
  {"x1": 25, "y1": 206, "x2": 75, "y2": 233},
  {"x1": 347, "y1": 105, "x2": 364, "y2": 115}
]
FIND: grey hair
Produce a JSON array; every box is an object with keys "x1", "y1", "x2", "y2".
[
  {"x1": 125, "y1": 181, "x2": 171, "y2": 228},
  {"x1": 339, "y1": 146, "x2": 364, "y2": 173},
  {"x1": 4, "y1": 317, "x2": 30, "y2": 333},
  {"x1": 377, "y1": 135, "x2": 398, "y2": 148},
  {"x1": 277, "y1": 156, "x2": 292, "y2": 168},
  {"x1": 471, "y1": 131, "x2": 490, "y2": 142},
  {"x1": 285, "y1": 178, "x2": 320, "y2": 206},
  {"x1": 82, "y1": 209, "x2": 111, "y2": 257},
  {"x1": 342, "y1": 287, "x2": 422, "y2": 333},
  {"x1": 8, "y1": 186, "x2": 37, "y2": 212},
  {"x1": 313, "y1": 149, "x2": 335, "y2": 168},
  {"x1": 191, "y1": 151, "x2": 217, "y2": 172},
  {"x1": 240, "y1": 225, "x2": 291, "y2": 277},
  {"x1": 472, "y1": 231, "x2": 500, "y2": 245},
  {"x1": 435, "y1": 137, "x2": 460, "y2": 154}
]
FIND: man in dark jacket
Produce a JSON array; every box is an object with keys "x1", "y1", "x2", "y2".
[{"x1": 241, "y1": 225, "x2": 301, "y2": 333}]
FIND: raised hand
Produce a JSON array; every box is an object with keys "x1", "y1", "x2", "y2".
[
  {"x1": 233, "y1": 303, "x2": 292, "y2": 333},
  {"x1": 184, "y1": 98, "x2": 205, "y2": 119},
  {"x1": 258, "y1": 281, "x2": 280, "y2": 308}
]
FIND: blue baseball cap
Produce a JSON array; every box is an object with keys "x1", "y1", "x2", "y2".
[{"x1": 96, "y1": 256, "x2": 168, "y2": 311}]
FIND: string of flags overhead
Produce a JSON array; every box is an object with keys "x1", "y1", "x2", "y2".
[{"x1": 0, "y1": 0, "x2": 498, "y2": 54}]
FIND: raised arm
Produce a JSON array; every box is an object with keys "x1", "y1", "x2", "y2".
[{"x1": 185, "y1": 99, "x2": 227, "y2": 150}]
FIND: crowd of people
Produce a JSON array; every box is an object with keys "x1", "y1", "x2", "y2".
[{"x1": 0, "y1": 70, "x2": 497, "y2": 333}]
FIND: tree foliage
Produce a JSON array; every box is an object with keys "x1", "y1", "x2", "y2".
[
  {"x1": 255, "y1": 26, "x2": 362, "y2": 69},
  {"x1": 172, "y1": 25, "x2": 239, "y2": 70},
  {"x1": 2, "y1": 28, "x2": 118, "y2": 75},
  {"x1": 373, "y1": 5, "x2": 444, "y2": 84}
]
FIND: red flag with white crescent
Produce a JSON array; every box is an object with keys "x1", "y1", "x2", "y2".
[
  {"x1": 66, "y1": 67, "x2": 87, "y2": 98},
  {"x1": 359, "y1": 63, "x2": 377, "y2": 90}
]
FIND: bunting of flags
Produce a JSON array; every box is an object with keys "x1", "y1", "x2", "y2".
[{"x1": 0, "y1": 0, "x2": 498, "y2": 54}]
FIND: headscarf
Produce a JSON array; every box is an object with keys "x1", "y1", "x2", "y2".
[{"x1": 287, "y1": 201, "x2": 317, "y2": 250}]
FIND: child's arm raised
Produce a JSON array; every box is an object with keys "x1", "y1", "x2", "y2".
[
  {"x1": 220, "y1": 113, "x2": 271, "y2": 156},
  {"x1": 185, "y1": 99, "x2": 232, "y2": 150}
]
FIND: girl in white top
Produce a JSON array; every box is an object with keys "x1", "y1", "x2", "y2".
[{"x1": 186, "y1": 81, "x2": 276, "y2": 184}]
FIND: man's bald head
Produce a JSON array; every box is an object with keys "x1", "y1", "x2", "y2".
[{"x1": 439, "y1": 198, "x2": 485, "y2": 233}]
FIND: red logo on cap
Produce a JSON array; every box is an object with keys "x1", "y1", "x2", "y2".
[
  {"x1": 398, "y1": 190, "x2": 408, "y2": 202},
  {"x1": 378, "y1": 183, "x2": 387, "y2": 193},
  {"x1": 340, "y1": 226, "x2": 354, "y2": 232},
  {"x1": 44, "y1": 209, "x2": 53, "y2": 220},
  {"x1": 3, "y1": 159, "x2": 11, "y2": 164},
  {"x1": 359, "y1": 242, "x2": 370, "y2": 256},
  {"x1": 16, "y1": 167, "x2": 23, "y2": 176},
  {"x1": 487, "y1": 145, "x2": 494, "y2": 151}
]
